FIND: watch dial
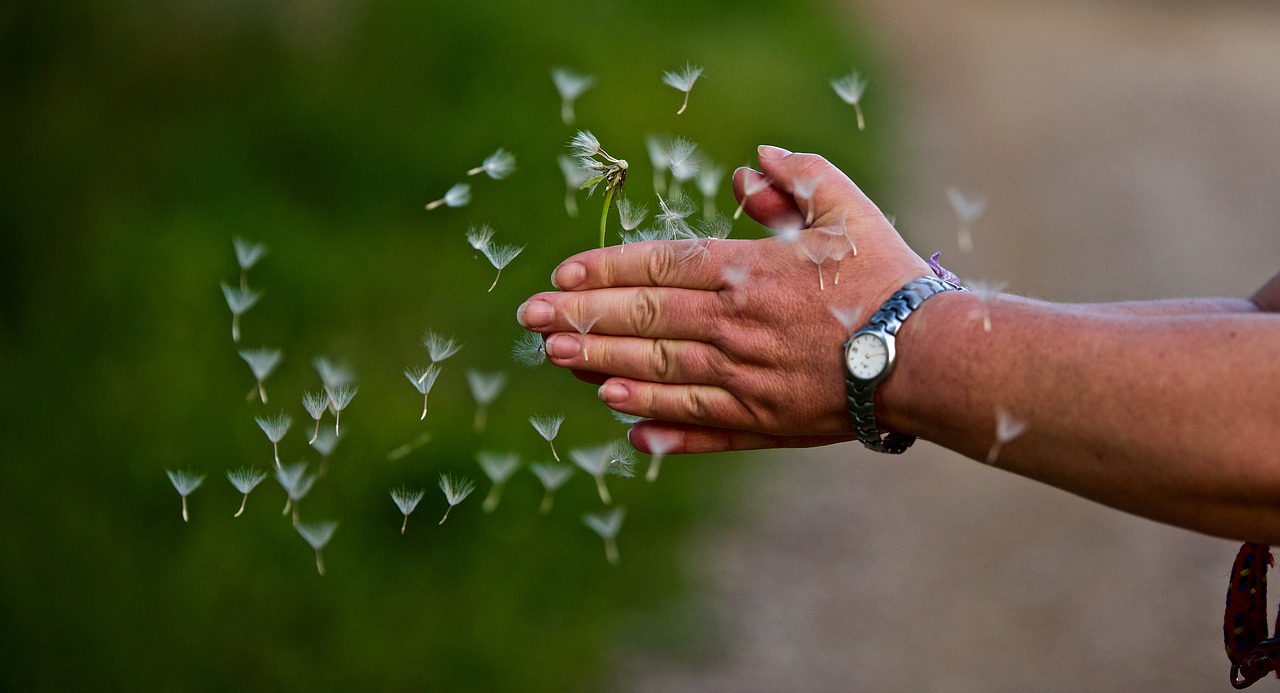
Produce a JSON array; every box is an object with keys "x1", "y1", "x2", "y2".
[{"x1": 847, "y1": 333, "x2": 888, "y2": 380}]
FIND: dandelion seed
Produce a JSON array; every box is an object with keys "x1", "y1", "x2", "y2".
[
  {"x1": 829, "y1": 304, "x2": 863, "y2": 331},
  {"x1": 313, "y1": 357, "x2": 355, "y2": 391},
  {"x1": 466, "y1": 370, "x2": 507, "y2": 432},
  {"x1": 927, "y1": 252, "x2": 962, "y2": 285},
  {"x1": 481, "y1": 243, "x2": 524, "y2": 292},
  {"x1": 551, "y1": 67, "x2": 595, "y2": 125},
  {"x1": 166, "y1": 468, "x2": 205, "y2": 522},
  {"x1": 404, "y1": 365, "x2": 440, "y2": 419},
  {"x1": 695, "y1": 214, "x2": 732, "y2": 242},
  {"x1": 646, "y1": 135, "x2": 671, "y2": 194},
  {"x1": 571, "y1": 442, "x2": 624, "y2": 505},
  {"x1": 986, "y1": 407, "x2": 1028, "y2": 465},
  {"x1": 310, "y1": 427, "x2": 341, "y2": 476},
  {"x1": 511, "y1": 331, "x2": 546, "y2": 368},
  {"x1": 616, "y1": 198, "x2": 649, "y2": 233},
  {"x1": 233, "y1": 237, "x2": 267, "y2": 290},
  {"x1": 558, "y1": 155, "x2": 591, "y2": 218},
  {"x1": 697, "y1": 164, "x2": 723, "y2": 218},
  {"x1": 733, "y1": 173, "x2": 772, "y2": 220},
  {"x1": 239, "y1": 346, "x2": 281, "y2": 403},
  {"x1": 583, "y1": 507, "x2": 626, "y2": 565},
  {"x1": 530, "y1": 462, "x2": 574, "y2": 514},
  {"x1": 665, "y1": 137, "x2": 700, "y2": 195},
  {"x1": 390, "y1": 485, "x2": 425, "y2": 535},
  {"x1": 275, "y1": 461, "x2": 317, "y2": 525},
  {"x1": 831, "y1": 71, "x2": 869, "y2": 130},
  {"x1": 530, "y1": 414, "x2": 565, "y2": 461},
  {"x1": 425, "y1": 183, "x2": 471, "y2": 211},
  {"x1": 465, "y1": 224, "x2": 495, "y2": 259},
  {"x1": 569, "y1": 130, "x2": 629, "y2": 247},
  {"x1": 468, "y1": 148, "x2": 516, "y2": 180},
  {"x1": 221, "y1": 283, "x2": 261, "y2": 343},
  {"x1": 798, "y1": 231, "x2": 831, "y2": 291},
  {"x1": 770, "y1": 220, "x2": 805, "y2": 246},
  {"x1": 295, "y1": 520, "x2": 337, "y2": 576},
  {"x1": 947, "y1": 187, "x2": 986, "y2": 252},
  {"x1": 566, "y1": 310, "x2": 600, "y2": 362},
  {"x1": 611, "y1": 411, "x2": 645, "y2": 426},
  {"x1": 386, "y1": 432, "x2": 431, "y2": 463},
  {"x1": 255, "y1": 411, "x2": 292, "y2": 468},
  {"x1": 226, "y1": 466, "x2": 267, "y2": 517},
  {"x1": 438, "y1": 472, "x2": 476, "y2": 524},
  {"x1": 655, "y1": 192, "x2": 695, "y2": 240},
  {"x1": 325, "y1": 384, "x2": 358, "y2": 436},
  {"x1": 421, "y1": 331, "x2": 462, "y2": 366},
  {"x1": 721, "y1": 264, "x2": 750, "y2": 288},
  {"x1": 608, "y1": 440, "x2": 638, "y2": 480},
  {"x1": 792, "y1": 175, "x2": 822, "y2": 226},
  {"x1": 637, "y1": 428, "x2": 679, "y2": 483},
  {"x1": 477, "y1": 451, "x2": 522, "y2": 513},
  {"x1": 820, "y1": 216, "x2": 855, "y2": 285},
  {"x1": 663, "y1": 63, "x2": 703, "y2": 115},
  {"x1": 962, "y1": 279, "x2": 1006, "y2": 332},
  {"x1": 302, "y1": 390, "x2": 328, "y2": 444}
]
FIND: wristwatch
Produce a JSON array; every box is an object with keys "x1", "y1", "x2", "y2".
[{"x1": 844, "y1": 275, "x2": 966, "y2": 453}]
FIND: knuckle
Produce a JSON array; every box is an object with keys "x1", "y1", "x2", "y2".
[
  {"x1": 649, "y1": 339, "x2": 677, "y2": 381},
  {"x1": 682, "y1": 388, "x2": 712, "y2": 422},
  {"x1": 628, "y1": 287, "x2": 662, "y2": 336},
  {"x1": 645, "y1": 242, "x2": 679, "y2": 285}
]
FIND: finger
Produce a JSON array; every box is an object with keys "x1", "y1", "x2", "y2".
[
  {"x1": 545, "y1": 332, "x2": 729, "y2": 385},
  {"x1": 732, "y1": 167, "x2": 804, "y2": 230},
  {"x1": 550, "y1": 236, "x2": 736, "y2": 292},
  {"x1": 629, "y1": 420, "x2": 854, "y2": 454},
  {"x1": 518, "y1": 285, "x2": 724, "y2": 341},
  {"x1": 754, "y1": 146, "x2": 884, "y2": 228},
  {"x1": 597, "y1": 377, "x2": 753, "y2": 429}
]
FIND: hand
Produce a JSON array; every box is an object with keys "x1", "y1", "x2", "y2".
[{"x1": 517, "y1": 145, "x2": 932, "y2": 453}]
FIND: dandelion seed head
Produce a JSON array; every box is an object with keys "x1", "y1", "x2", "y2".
[
  {"x1": 646, "y1": 135, "x2": 671, "y2": 170},
  {"x1": 477, "y1": 451, "x2": 522, "y2": 484},
  {"x1": 511, "y1": 331, "x2": 547, "y2": 368},
  {"x1": 607, "y1": 440, "x2": 638, "y2": 478},
  {"x1": 302, "y1": 390, "x2": 329, "y2": 420},
  {"x1": 569, "y1": 130, "x2": 601, "y2": 159},
  {"x1": 721, "y1": 264, "x2": 750, "y2": 287},
  {"x1": 965, "y1": 278, "x2": 1009, "y2": 301},
  {"x1": 239, "y1": 347, "x2": 282, "y2": 380},
  {"x1": 465, "y1": 370, "x2": 507, "y2": 405},
  {"x1": 256, "y1": 411, "x2": 293, "y2": 443},
  {"x1": 421, "y1": 331, "x2": 462, "y2": 363},
  {"x1": 831, "y1": 71, "x2": 868, "y2": 105},
  {"x1": 390, "y1": 485, "x2": 425, "y2": 515},
  {"x1": 233, "y1": 238, "x2": 268, "y2": 271},
  {"x1": 583, "y1": 507, "x2": 626, "y2": 539},
  {"x1": 227, "y1": 466, "x2": 267, "y2": 494},
  {"x1": 566, "y1": 311, "x2": 600, "y2": 336},
  {"x1": 637, "y1": 427, "x2": 679, "y2": 457},
  {"x1": 662, "y1": 63, "x2": 703, "y2": 93},
  {"x1": 530, "y1": 414, "x2": 565, "y2": 441},
  {"x1": 792, "y1": 175, "x2": 821, "y2": 202},
  {"x1": 167, "y1": 468, "x2": 205, "y2": 495},
  {"x1": 830, "y1": 305, "x2": 863, "y2": 330},
  {"x1": 530, "y1": 462, "x2": 574, "y2": 491},
  {"x1": 222, "y1": 283, "x2": 261, "y2": 316},
  {"x1": 439, "y1": 472, "x2": 477, "y2": 505},
  {"x1": 296, "y1": 520, "x2": 337, "y2": 550},
  {"x1": 551, "y1": 67, "x2": 596, "y2": 101},
  {"x1": 742, "y1": 174, "x2": 772, "y2": 196}
]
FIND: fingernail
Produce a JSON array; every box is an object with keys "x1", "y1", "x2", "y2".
[
  {"x1": 757, "y1": 145, "x2": 791, "y2": 160},
  {"x1": 545, "y1": 334, "x2": 581, "y2": 359},
  {"x1": 516, "y1": 299, "x2": 552, "y2": 328},
  {"x1": 599, "y1": 382, "x2": 627, "y2": 405},
  {"x1": 553, "y1": 261, "x2": 586, "y2": 290}
]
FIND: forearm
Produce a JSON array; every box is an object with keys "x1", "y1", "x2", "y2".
[
  {"x1": 883, "y1": 291, "x2": 1280, "y2": 541},
  {"x1": 1068, "y1": 297, "x2": 1259, "y2": 317}
]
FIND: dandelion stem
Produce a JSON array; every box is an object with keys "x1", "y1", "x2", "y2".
[
  {"x1": 676, "y1": 91, "x2": 690, "y2": 116},
  {"x1": 421, "y1": 394, "x2": 429, "y2": 420},
  {"x1": 466, "y1": 166, "x2": 484, "y2": 176},
  {"x1": 817, "y1": 264, "x2": 825, "y2": 291},
  {"x1": 561, "y1": 100, "x2": 574, "y2": 126},
  {"x1": 605, "y1": 536, "x2": 619, "y2": 565},
  {"x1": 488, "y1": 269, "x2": 502, "y2": 293},
  {"x1": 272, "y1": 442, "x2": 280, "y2": 468},
  {"x1": 474, "y1": 406, "x2": 487, "y2": 433},
  {"x1": 595, "y1": 475, "x2": 612, "y2": 505},
  {"x1": 401, "y1": 515, "x2": 408, "y2": 535},
  {"x1": 182, "y1": 496, "x2": 189, "y2": 523},
  {"x1": 314, "y1": 549, "x2": 325, "y2": 576},
  {"x1": 549, "y1": 440, "x2": 560, "y2": 462},
  {"x1": 540, "y1": 490, "x2": 555, "y2": 515},
  {"x1": 310, "y1": 420, "x2": 320, "y2": 445},
  {"x1": 599, "y1": 187, "x2": 615, "y2": 248},
  {"x1": 232, "y1": 314, "x2": 241, "y2": 343},
  {"x1": 235, "y1": 494, "x2": 248, "y2": 518},
  {"x1": 283, "y1": 497, "x2": 292, "y2": 516},
  {"x1": 334, "y1": 410, "x2": 341, "y2": 436},
  {"x1": 482, "y1": 485, "x2": 503, "y2": 513},
  {"x1": 986, "y1": 441, "x2": 1004, "y2": 466},
  {"x1": 646, "y1": 457, "x2": 663, "y2": 482},
  {"x1": 854, "y1": 103, "x2": 865, "y2": 131},
  {"x1": 258, "y1": 381, "x2": 267, "y2": 404},
  {"x1": 439, "y1": 505, "x2": 454, "y2": 525}
]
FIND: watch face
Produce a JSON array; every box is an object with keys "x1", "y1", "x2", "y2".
[{"x1": 846, "y1": 333, "x2": 889, "y2": 381}]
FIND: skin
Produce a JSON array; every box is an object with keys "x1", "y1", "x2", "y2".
[{"x1": 518, "y1": 145, "x2": 1280, "y2": 543}]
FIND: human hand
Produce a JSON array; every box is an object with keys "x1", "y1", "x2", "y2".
[{"x1": 517, "y1": 145, "x2": 932, "y2": 454}]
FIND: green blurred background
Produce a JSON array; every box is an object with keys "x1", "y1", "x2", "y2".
[{"x1": 0, "y1": 0, "x2": 887, "y2": 689}]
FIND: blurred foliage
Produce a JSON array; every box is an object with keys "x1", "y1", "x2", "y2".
[{"x1": 0, "y1": 0, "x2": 887, "y2": 690}]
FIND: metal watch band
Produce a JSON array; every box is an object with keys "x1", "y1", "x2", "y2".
[{"x1": 845, "y1": 275, "x2": 966, "y2": 454}]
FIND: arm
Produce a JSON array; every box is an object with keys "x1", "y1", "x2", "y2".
[{"x1": 518, "y1": 147, "x2": 1280, "y2": 542}]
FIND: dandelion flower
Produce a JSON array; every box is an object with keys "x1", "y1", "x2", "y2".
[
  {"x1": 468, "y1": 148, "x2": 516, "y2": 180},
  {"x1": 636, "y1": 427, "x2": 679, "y2": 482},
  {"x1": 511, "y1": 331, "x2": 547, "y2": 368},
  {"x1": 583, "y1": 507, "x2": 626, "y2": 566},
  {"x1": 466, "y1": 369, "x2": 507, "y2": 432},
  {"x1": 425, "y1": 183, "x2": 471, "y2": 211},
  {"x1": 326, "y1": 383, "x2": 358, "y2": 436},
  {"x1": 405, "y1": 365, "x2": 440, "y2": 420},
  {"x1": 438, "y1": 472, "x2": 476, "y2": 524},
  {"x1": 558, "y1": 155, "x2": 591, "y2": 218},
  {"x1": 551, "y1": 67, "x2": 595, "y2": 125},
  {"x1": 296, "y1": 520, "x2": 337, "y2": 576},
  {"x1": 733, "y1": 172, "x2": 772, "y2": 221},
  {"x1": 227, "y1": 466, "x2": 267, "y2": 517},
  {"x1": 530, "y1": 462, "x2": 574, "y2": 514},
  {"x1": 167, "y1": 468, "x2": 205, "y2": 523},
  {"x1": 302, "y1": 390, "x2": 328, "y2": 444},
  {"x1": 530, "y1": 414, "x2": 565, "y2": 461},
  {"x1": 663, "y1": 63, "x2": 703, "y2": 115},
  {"x1": 465, "y1": 224, "x2": 494, "y2": 259},
  {"x1": 255, "y1": 411, "x2": 292, "y2": 468},
  {"x1": 566, "y1": 310, "x2": 600, "y2": 362},
  {"x1": 221, "y1": 283, "x2": 261, "y2": 343},
  {"x1": 477, "y1": 451, "x2": 522, "y2": 513},
  {"x1": 275, "y1": 461, "x2": 317, "y2": 525},
  {"x1": 239, "y1": 346, "x2": 281, "y2": 403},
  {"x1": 390, "y1": 485, "x2": 425, "y2": 535},
  {"x1": 569, "y1": 130, "x2": 629, "y2": 247},
  {"x1": 946, "y1": 187, "x2": 986, "y2": 252},
  {"x1": 986, "y1": 407, "x2": 1028, "y2": 466},
  {"x1": 831, "y1": 71, "x2": 868, "y2": 130},
  {"x1": 481, "y1": 243, "x2": 524, "y2": 292}
]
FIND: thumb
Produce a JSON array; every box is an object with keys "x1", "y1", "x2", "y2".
[{"x1": 754, "y1": 145, "x2": 883, "y2": 229}]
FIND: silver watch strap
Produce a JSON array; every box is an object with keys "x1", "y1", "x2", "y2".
[{"x1": 847, "y1": 275, "x2": 965, "y2": 454}]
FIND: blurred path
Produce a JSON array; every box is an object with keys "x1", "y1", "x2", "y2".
[{"x1": 617, "y1": 2, "x2": 1280, "y2": 691}]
